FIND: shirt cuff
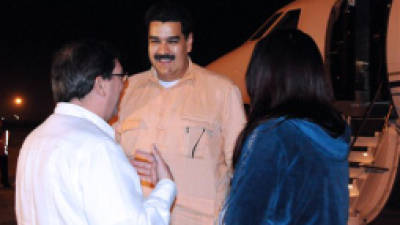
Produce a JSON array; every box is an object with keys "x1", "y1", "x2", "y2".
[{"x1": 150, "y1": 179, "x2": 177, "y2": 208}]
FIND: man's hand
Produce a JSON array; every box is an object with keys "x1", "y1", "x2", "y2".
[
  {"x1": 130, "y1": 144, "x2": 173, "y2": 185},
  {"x1": 130, "y1": 149, "x2": 157, "y2": 185},
  {"x1": 152, "y1": 144, "x2": 173, "y2": 181}
]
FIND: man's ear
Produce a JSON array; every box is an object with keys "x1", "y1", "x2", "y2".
[
  {"x1": 186, "y1": 32, "x2": 193, "y2": 53},
  {"x1": 93, "y1": 76, "x2": 107, "y2": 97}
]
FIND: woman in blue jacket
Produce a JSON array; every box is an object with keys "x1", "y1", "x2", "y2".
[{"x1": 222, "y1": 29, "x2": 350, "y2": 225}]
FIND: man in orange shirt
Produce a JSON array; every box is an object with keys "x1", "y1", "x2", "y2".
[{"x1": 115, "y1": 2, "x2": 246, "y2": 224}]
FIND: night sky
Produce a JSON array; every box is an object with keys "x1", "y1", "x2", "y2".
[{"x1": 1, "y1": 0, "x2": 292, "y2": 124}]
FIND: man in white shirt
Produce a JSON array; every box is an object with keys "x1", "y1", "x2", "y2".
[{"x1": 15, "y1": 40, "x2": 176, "y2": 225}]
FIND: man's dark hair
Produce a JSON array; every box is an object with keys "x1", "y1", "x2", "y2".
[
  {"x1": 51, "y1": 39, "x2": 119, "y2": 102},
  {"x1": 145, "y1": 1, "x2": 193, "y2": 38}
]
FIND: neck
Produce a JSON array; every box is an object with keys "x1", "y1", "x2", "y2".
[{"x1": 70, "y1": 97, "x2": 106, "y2": 120}]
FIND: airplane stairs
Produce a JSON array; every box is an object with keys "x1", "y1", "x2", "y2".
[{"x1": 344, "y1": 102, "x2": 400, "y2": 224}]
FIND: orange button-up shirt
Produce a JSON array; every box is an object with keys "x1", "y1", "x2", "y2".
[{"x1": 115, "y1": 60, "x2": 246, "y2": 225}]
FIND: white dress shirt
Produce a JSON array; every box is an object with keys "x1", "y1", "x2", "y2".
[{"x1": 16, "y1": 103, "x2": 176, "y2": 225}]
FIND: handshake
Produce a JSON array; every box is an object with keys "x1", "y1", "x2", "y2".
[{"x1": 130, "y1": 144, "x2": 174, "y2": 185}]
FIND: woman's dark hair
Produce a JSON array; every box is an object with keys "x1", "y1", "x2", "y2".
[
  {"x1": 51, "y1": 39, "x2": 119, "y2": 102},
  {"x1": 232, "y1": 29, "x2": 346, "y2": 168}
]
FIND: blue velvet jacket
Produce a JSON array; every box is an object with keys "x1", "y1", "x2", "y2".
[{"x1": 223, "y1": 118, "x2": 350, "y2": 225}]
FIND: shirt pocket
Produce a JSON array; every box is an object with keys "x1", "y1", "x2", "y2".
[
  {"x1": 182, "y1": 117, "x2": 216, "y2": 159},
  {"x1": 120, "y1": 118, "x2": 147, "y2": 155}
]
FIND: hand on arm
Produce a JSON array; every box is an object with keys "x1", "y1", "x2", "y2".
[{"x1": 82, "y1": 141, "x2": 175, "y2": 225}]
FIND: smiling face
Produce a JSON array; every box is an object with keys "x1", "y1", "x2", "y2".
[{"x1": 148, "y1": 21, "x2": 193, "y2": 81}]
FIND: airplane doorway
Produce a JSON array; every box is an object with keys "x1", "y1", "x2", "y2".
[{"x1": 326, "y1": 0, "x2": 392, "y2": 104}]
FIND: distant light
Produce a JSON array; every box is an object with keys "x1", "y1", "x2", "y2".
[
  {"x1": 348, "y1": 184, "x2": 353, "y2": 189},
  {"x1": 14, "y1": 97, "x2": 23, "y2": 106},
  {"x1": 363, "y1": 152, "x2": 368, "y2": 157},
  {"x1": 13, "y1": 114, "x2": 20, "y2": 120}
]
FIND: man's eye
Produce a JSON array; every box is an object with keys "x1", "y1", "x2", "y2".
[{"x1": 150, "y1": 39, "x2": 160, "y2": 43}]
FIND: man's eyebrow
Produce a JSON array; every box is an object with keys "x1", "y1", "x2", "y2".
[
  {"x1": 167, "y1": 36, "x2": 180, "y2": 40},
  {"x1": 148, "y1": 36, "x2": 180, "y2": 40},
  {"x1": 167, "y1": 36, "x2": 181, "y2": 41}
]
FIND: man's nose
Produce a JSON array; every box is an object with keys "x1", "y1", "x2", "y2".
[{"x1": 157, "y1": 42, "x2": 171, "y2": 55}]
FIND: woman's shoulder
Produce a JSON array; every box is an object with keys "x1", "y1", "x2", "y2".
[
  {"x1": 255, "y1": 117, "x2": 344, "y2": 135},
  {"x1": 253, "y1": 117, "x2": 303, "y2": 136},
  {"x1": 250, "y1": 118, "x2": 333, "y2": 149},
  {"x1": 244, "y1": 118, "x2": 300, "y2": 153}
]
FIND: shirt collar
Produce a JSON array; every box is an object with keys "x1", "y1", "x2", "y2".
[
  {"x1": 54, "y1": 102, "x2": 115, "y2": 139},
  {"x1": 149, "y1": 57, "x2": 195, "y2": 84}
]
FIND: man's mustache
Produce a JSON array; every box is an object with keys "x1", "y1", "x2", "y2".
[{"x1": 154, "y1": 54, "x2": 175, "y2": 61}]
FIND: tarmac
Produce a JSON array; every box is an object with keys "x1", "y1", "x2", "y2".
[
  {"x1": 0, "y1": 186, "x2": 15, "y2": 225},
  {"x1": 0, "y1": 127, "x2": 399, "y2": 225}
]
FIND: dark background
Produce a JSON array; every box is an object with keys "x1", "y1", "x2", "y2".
[
  {"x1": 1, "y1": 2, "x2": 400, "y2": 225},
  {"x1": 0, "y1": 0, "x2": 293, "y2": 124}
]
